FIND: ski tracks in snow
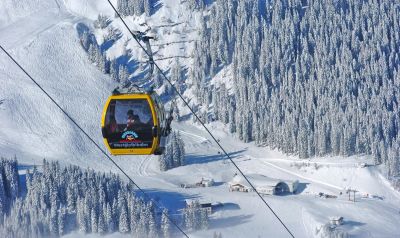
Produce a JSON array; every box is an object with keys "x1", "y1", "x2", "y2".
[
  {"x1": 0, "y1": 7, "x2": 81, "y2": 50},
  {"x1": 137, "y1": 155, "x2": 151, "y2": 176}
]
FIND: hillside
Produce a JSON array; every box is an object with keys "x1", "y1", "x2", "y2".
[{"x1": 0, "y1": 0, "x2": 400, "y2": 237}]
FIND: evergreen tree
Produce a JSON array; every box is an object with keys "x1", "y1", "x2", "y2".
[
  {"x1": 0, "y1": 171, "x2": 6, "y2": 216},
  {"x1": 91, "y1": 207, "x2": 98, "y2": 233},
  {"x1": 161, "y1": 208, "x2": 171, "y2": 238},
  {"x1": 110, "y1": 59, "x2": 119, "y2": 82},
  {"x1": 118, "y1": 65, "x2": 129, "y2": 84},
  {"x1": 118, "y1": 191, "x2": 130, "y2": 233},
  {"x1": 144, "y1": 0, "x2": 152, "y2": 16},
  {"x1": 93, "y1": 14, "x2": 110, "y2": 29},
  {"x1": 58, "y1": 206, "x2": 66, "y2": 236}
]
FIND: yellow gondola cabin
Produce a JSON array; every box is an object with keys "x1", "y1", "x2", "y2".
[{"x1": 101, "y1": 90, "x2": 170, "y2": 155}]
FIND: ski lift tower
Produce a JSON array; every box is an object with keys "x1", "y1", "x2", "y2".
[{"x1": 347, "y1": 188, "x2": 357, "y2": 202}]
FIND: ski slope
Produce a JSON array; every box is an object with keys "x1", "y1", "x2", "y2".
[{"x1": 1, "y1": 1, "x2": 400, "y2": 237}]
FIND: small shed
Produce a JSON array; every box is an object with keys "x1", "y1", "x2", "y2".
[
  {"x1": 185, "y1": 199, "x2": 213, "y2": 215},
  {"x1": 330, "y1": 216, "x2": 344, "y2": 226},
  {"x1": 197, "y1": 178, "x2": 214, "y2": 187},
  {"x1": 200, "y1": 203, "x2": 212, "y2": 215},
  {"x1": 181, "y1": 177, "x2": 215, "y2": 188}
]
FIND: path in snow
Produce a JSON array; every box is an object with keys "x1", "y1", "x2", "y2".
[{"x1": 0, "y1": 4, "x2": 81, "y2": 50}]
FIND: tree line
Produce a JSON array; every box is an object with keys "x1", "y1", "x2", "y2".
[
  {"x1": 190, "y1": 0, "x2": 400, "y2": 177},
  {"x1": 0, "y1": 158, "x2": 175, "y2": 237}
]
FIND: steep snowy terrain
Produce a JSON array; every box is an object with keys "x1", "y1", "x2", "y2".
[{"x1": 1, "y1": 0, "x2": 400, "y2": 237}]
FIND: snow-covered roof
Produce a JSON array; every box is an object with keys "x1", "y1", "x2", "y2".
[
  {"x1": 229, "y1": 174, "x2": 297, "y2": 189},
  {"x1": 329, "y1": 216, "x2": 343, "y2": 221},
  {"x1": 200, "y1": 178, "x2": 214, "y2": 183},
  {"x1": 229, "y1": 174, "x2": 279, "y2": 188}
]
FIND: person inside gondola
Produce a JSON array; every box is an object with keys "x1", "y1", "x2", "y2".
[
  {"x1": 125, "y1": 109, "x2": 141, "y2": 131},
  {"x1": 107, "y1": 116, "x2": 119, "y2": 134}
]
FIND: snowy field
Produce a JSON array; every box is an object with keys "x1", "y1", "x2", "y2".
[{"x1": 1, "y1": 0, "x2": 400, "y2": 237}]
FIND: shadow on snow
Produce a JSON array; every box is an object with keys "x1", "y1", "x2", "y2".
[{"x1": 210, "y1": 214, "x2": 253, "y2": 229}]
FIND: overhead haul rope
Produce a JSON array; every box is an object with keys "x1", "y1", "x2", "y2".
[
  {"x1": 106, "y1": 1, "x2": 295, "y2": 237},
  {"x1": 0, "y1": 45, "x2": 189, "y2": 238}
]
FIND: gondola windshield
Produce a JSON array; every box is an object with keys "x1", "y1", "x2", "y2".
[{"x1": 104, "y1": 99, "x2": 154, "y2": 150}]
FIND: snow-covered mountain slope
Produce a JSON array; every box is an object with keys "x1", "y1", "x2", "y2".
[
  {"x1": 0, "y1": 1, "x2": 115, "y2": 171},
  {"x1": 1, "y1": 1, "x2": 400, "y2": 237},
  {"x1": 0, "y1": 0, "x2": 60, "y2": 28}
]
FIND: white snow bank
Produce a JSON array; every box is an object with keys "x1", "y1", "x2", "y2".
[
  {"x1": 0, "y1": 0, "x2": 59, "y2": 28},
  {"x1": 63, "y1": 0, "x2": 116, "y2": 20}
]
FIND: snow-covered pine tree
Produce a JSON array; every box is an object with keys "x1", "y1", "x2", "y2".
[
  {"x1": 200, "y1": 208, "x2": 208, "y2": 230},
  {"x1": 110, "y1": 59, "x2": 119, "y2": 82},
  {"x1": 97, "y1": 207, "x2": 107, "y2": 234},
  {"x1": 159, "y1": 130, "x2": 186, "y2": 171},
  {"x1": 176, "y1": 132, "x2": 185, "y2": 166},
  {"x1": 93, "y1": 14, "x2": 109, "y2": 29},
  {"x1": 172, "y1": 102, "x2": 181, "y2": 122},
  {"x1": 171, "y1": 132, "x2": 181, "y2": 167},
  {"x1": 136, "y1": 207, "x2": 148, "y2": 237},
  {"x1": 4, "y1": 158, "x2": 19, "y2": 201},
  {"x1": 118, "y1": 65, "x2": 129, "y2": 84},
  {"x1": 148, "y1": 210, "x2": 158, "y2": 238},
  {"x1": 183, "y1": 205, "x2": 193, "y2": 230},
  {"x1": 77, "y1": 197, "x2": 88, "y2": 233},
  {"x1": 91, "y1": 207, "x2": 98, "y2": 233},
  {"x1": 88, "y1": 44, "x2": 97, "y2": 63},
  {"x1": 49, "y1": 190, "x2": 59, "y2": 236},
  {"x1": 192, "y1": 200, "x2": 202, "y2": 230},
  {"x1": 0, "y1": 173, "x2": 5, "y2": 218},
  {"x1": 161, "y1": 208, "x2": 171, "y2": 238},
  {"x1": 118, "y1": 190, "x2": 130, "y2": 233},
  {"x1": 171, "y1": 60, "x2": 184, "y2": 93},
  {"x1": 105, "y1": 202, "x2": 115, "y2": 232},
  {"x1": 144, "y1": 0, "x2": 151, "y2": 16},
  {"x1": 158, "y1": 153, "x2": 169, "y2": 171},
  {"x1": 58, "y1": 206, "x2": 66, "y2": 236},
  {"x1": 153, "y1": 69, "x2": 163, "y2": 88}
]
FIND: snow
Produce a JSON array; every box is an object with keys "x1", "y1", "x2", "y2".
[
  {"x1": 1, "y1": 1, "x2": 400, "y2": 237},
  {"x1": 63, "y1": 0, "x2": 116, "y2": 20},
  {"x1": 0, "y1": 0, "x2": 60, "y2": 28}
]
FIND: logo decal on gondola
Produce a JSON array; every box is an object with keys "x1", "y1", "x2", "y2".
[{"x1": 121, "y1": 131, "x2": 139, "y2": 141}]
